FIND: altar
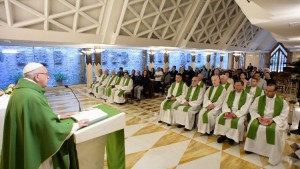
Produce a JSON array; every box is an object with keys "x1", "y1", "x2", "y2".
[
  {"x1": 0, "y1": 95, "x2": 125, "y2": 168},
  {"x1": 0, "y1": 94, "x2": 10, "y2": 155}
]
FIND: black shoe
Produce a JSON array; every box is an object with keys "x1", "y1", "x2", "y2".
[
  {"x1": 167, "y1": 124, "x2": 171, "y2": 126},
  {"x1": 158, "y1": 120, "x2": 162, "y2": 123},
  {"x1": 184, "y1": 128, "x2": 190, "y2": 131},
  {"x1": 228, "y1": 139, "x2": 235, "y2": 145},
  {"x1": 206, "y1": 130, "x2": 214, "y2": 136},
  {"x1": 177, "y1": 124, "x2": 184, "y2": 128},
  {"x1": 89, "y1": 92, "x2": 94, "y2": 96},
  {"x1": 217, "y1": 136, "x2": 227, "y2": 143},
  {"x1": 290, "y1": 130, "x2": 300, "y2": 135},
  {"x1": 245, "y1": 151, "x2": 252, "y2": 154},
  {"x1": 137, "y1": 99, "x2": 141, "y2": 102}
]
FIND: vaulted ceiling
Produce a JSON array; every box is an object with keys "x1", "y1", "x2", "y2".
[{"x1": 0, "y1": 0, "x2": 292, "y2": 52}]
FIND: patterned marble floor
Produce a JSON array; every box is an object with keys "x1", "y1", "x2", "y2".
[{"x1": 45, "y1": 85, "x2": 300, "y2": 169}]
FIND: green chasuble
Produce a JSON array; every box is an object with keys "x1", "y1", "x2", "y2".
[
  {"x1": 202, "y1": 85, "x2": 224, "y2": 123},
  {"x1": 174, "y1": 84, "x2": 202, "y2": 112},
  {"x1": 245, "y1": 86, "x2": 262, "y2": 101},
  {"x1": 218, "y1": 90, "x2": 247, "y2": 129},
  {"x1": 247, "y1": 95, "x2": 284, "y2": 145},
  {"x1": 0, "y1": 78, "x2": 75, "y2": 169},
  {"x1": 163, "y1": 82, "x2": 184, "y2": 110}
]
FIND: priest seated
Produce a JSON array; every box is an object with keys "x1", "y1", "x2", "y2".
[
  {"x1": 106, "y1": 72, "x2": 124, "y2": 103},
  {"x1": 89, "y1": 68, "x2": 103, "y2": 95},
  {"x1": 220, "y1": 75, "x2": 234, "y2": 93},
  {"x1": 158, "y1": 73, "x2": 188, "y2": 125},
  {"x1": 113, "y1": 71, "x2": 133, "y2": 104},
  {"x1": 173, "y1": 77, "x2": 205, "y2": 130},
  {"x1": 244, "y1": 83, "x2": 289, "y2": 165},
  {"x1": 197, "y1": 75, "x2": 226, "y2": 134},
  {"x1": 214, "y1": 80, "x2": 252, "y2": 145},
  {"x1": 244, "y1": 77, "x2": 264, "y2": 102},
  {"x1": 102, "y1": 70, "x2": 117, "y2": 100},
  {"x1": 94, "y1": 69, "x2": 110, "y2": 99}
]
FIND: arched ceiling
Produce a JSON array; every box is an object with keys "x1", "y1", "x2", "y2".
[{"x1": 0, "y1": 0, "x2": 285, "y2": 52}]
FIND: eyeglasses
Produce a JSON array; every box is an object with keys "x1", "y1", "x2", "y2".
[{"x1": 37, "y1": 72, "x2": 49, "y2": 78}]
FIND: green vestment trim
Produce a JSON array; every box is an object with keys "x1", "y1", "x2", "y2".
[
  {"x1": 115, "y1": 77, "x2": 122, "y2": 85},
  {"x1": 225, "y1": 82, "x2": 230, "y2": 90},
  {"x1": 202, "y1": 85, "x2": 224, "y2": 123},
  {"x1": 218, "y1": 90, "x2": 247, "y2": 129},
  {"x1": 117, "y1": 78, "x2": 131, "y2": 97},
  {"x1": 96, "y1": 74, "x2": 109, "y2": 93},
  {"x1": 163, "y1": 82, "x2": 184, "y2": 110},
  {"x1": 247, "y1": 96, "x2": 284, "y2": 145},
  {"x1": 93, "y1": 104, "x2": 125, "y2": 169},
  {"x1": 245, "y1": 86, "x2": 262, "y2": 101},
  {"x1": 174, "y1": 85, "x2": 201, "y2": 112}
]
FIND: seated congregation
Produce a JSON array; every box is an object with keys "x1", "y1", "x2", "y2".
[
  {"x1": 158, "y1": 73, "x2": 288, "y2": 166},
  {"x1": 88, "y1": 66, "x2": 290, "y2": 165}
]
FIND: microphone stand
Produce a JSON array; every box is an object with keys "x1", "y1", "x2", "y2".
[{"x1": 64, "y1": 85, "x2": 82, "y2": 112}]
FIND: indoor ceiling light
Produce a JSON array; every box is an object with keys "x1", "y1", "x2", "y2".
[
  {"x1": 2, "y1": 49, "x2": 18, "y2": 54},
  {"x1": 233, "y1": 52, "x2": 241, "y2": 56}
]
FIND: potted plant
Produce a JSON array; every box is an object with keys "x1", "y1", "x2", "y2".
[{"x1": 54, "y1": 72, "x2": 66, "y2": 86}]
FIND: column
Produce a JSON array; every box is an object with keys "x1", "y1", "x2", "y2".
[
  {"x1": 191, "y1": 53, "x2": 195, "y2": 70},
  {"x1": 149, "y1": 53, "x2": 154, "y2": 69},
  {"x1": 206, "y1": 54, "x2": 211, "y2": 69},
  {"x1": 86, "y1": 51, "x2": 93, "y2": 87},
  {"x1": 164, "y1": 52, "x2": 169, "y2": 70}
]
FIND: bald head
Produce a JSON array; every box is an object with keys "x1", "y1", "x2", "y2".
[
  {"x1": 220, "y1": 75, "x2": 228, "y2": 85},
  {"x1": 191, "y1": 77, "x2": 199, "y2": 87},
  {"x1": 211, "y1": 75, "x2": 220, "y2": 87}
]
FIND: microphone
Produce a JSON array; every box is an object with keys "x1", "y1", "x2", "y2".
[{"x1": 64, "y1": 85, "x2": 82, "y2": 112}]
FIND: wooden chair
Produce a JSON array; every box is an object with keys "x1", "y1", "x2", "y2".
[{"x1": 124, "y1": 90, "x2": 133, "y2": 104}]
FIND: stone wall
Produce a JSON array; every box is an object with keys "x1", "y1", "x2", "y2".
[{"x1": 0, "y1": 46, "x2": 85, "y2": 89}]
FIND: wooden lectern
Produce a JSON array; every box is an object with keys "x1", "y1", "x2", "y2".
[{"x1": 73, "y1": 105, "x2": 125, "y2": 169}]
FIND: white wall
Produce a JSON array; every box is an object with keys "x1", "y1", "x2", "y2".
[
  {"x1": 244, "y1": 53, "x2": 260, "y2": 69},
  {"x1": 292, "y1": 52, "x2": 300, "y2": 62}
]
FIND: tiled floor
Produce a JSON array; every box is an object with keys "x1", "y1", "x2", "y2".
[{"x1": 45, "y1": 85, "x2": 300, "y2": 169}]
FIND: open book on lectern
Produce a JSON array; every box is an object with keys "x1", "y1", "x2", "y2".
[{"x1": 71, "y1": 108, "x2": 108, "y2": 125}]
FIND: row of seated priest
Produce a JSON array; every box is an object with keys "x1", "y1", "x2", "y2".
[
  {"x1": 158, "y1": 73, "x2": 290, "y2": 166},
  {"x1": 88, "y1": 67, "x2": 271, "y2": 103},
  {"x1": 89, "y1": 68, "x2": 170, "y2": 102}
]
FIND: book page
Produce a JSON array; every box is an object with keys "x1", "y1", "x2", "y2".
[{"x1": 72, "y1": 108, "x2": 108, "y2": 124}]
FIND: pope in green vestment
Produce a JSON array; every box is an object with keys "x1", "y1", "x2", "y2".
[{"x1": 1, "y1": 63, "x2": 87, "y2": 169}]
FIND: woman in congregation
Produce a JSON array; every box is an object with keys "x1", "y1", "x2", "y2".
[
  {"x1": 240, "y1": 72, "x2": 248, "y2": 89},
  {"x1": 133, "y1": 70, "x2": 150, "y2": 101}
]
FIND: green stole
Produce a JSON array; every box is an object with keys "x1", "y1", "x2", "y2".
[
  {"x1": 115, "y1": 76, "x2": 122, "y2": 85},
  {"x1": 117, "y1": 78, "x2": 131, "y2": 97},
  {"x1": 174, "y1": 84, "x2": 202, "y2": 112},
  {"x1": 103, "y1": 75, "x2": 117, "y2": 96},
  {"x1": 163, "y1": 82, "x2": 184, "y2": 110},
  {"x1": 199, "y1": 81, "x2": 205, "y2": 88},
  {"x1": 90, "y1": 74, "x2": 102, "y2": 88},
  {"x1": 107, "y1": 75, "x2": 116, "y2": 86},
  {"x1": 106, "y1": 77, "x2": 122, "y2": 97},
  {"x1": 247, "y1": 95, "x2": 284, "y2": 145},
  {"x1": 245, "y1": 86, "x2": 262, "y2": 101},
  {"x1": 218, "y1": 90, "x2": 247, "y2": 129},
  {"x1": 224, "y1": 82, "x2": 230, "y2": 90},
  {"x1": 202, "y1": 85, "x2": 224, "y2": 123},
  {"x1": 96, "y1": 74, "x2": 108, "y2": 93}
]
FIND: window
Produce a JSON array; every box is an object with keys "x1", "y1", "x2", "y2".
[{"x1": 270, "y1": 43, "x2": 288, "y2": 72}]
